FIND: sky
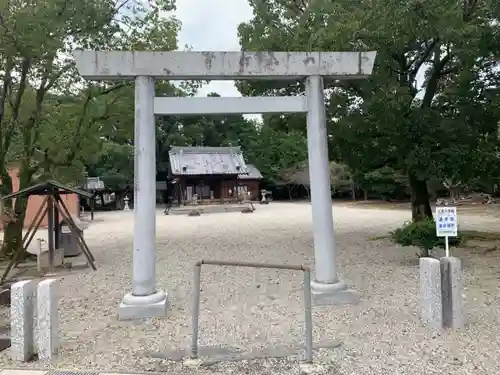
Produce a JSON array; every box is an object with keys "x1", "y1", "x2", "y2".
[
  {"x1": 173, "y1": 0, "x2": 254, "y2": 98},
  {"x1": 170, "y1": 1, "x2": 429, "y2": 103}
]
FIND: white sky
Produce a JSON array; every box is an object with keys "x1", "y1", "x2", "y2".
[
  {"x1": 171, "y1": 1, "x2": 429, "y2": 105},
  {"x1": 173, "y1": 0, "x2": 253, "y2": 98}
]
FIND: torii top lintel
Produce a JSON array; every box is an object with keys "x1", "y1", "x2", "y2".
[{"x1": 74, "y1": 51, "x2": 377, "y2": 81}]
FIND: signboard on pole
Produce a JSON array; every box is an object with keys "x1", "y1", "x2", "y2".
[{"x1": 436, "y1": 206, "x2": 458, "y2": 237}]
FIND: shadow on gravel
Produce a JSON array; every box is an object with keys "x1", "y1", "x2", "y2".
[{"x1": 145, "y1": 340, "x2": 342, "y2": 365}]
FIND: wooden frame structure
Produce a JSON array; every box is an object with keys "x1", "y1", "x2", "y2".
[{"x1": 0, "y1": 180, "x2": 97, "y2": 283}]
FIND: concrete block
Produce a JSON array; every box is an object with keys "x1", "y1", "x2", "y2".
[
  {"x1": 38, "y1": 248, "x2": 64, "y2": 269},
  {"x1": 10, "y1": 280, "x2": 36, "y2": 361},
  {"x1": 36, "y1": 278, "x2": 59, "y2": 359},
  {"x1": 118, "y1": 293, "x2": 168, "y2": 321},
  {"x1": 440, "y1": 257, "x2": 465, "y2": 329},
  {"x1": 419, "y1": 257, "x2": 443, "y2": 330},
  {"x1": 313, "y1": 289, "x2": 360, "y2": 306}
]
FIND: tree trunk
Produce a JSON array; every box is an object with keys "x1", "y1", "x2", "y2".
[
  {"x1": 287, "y1": 185, "x2": 295, "y2": 200},
  {"x1": 1, "y1": 162, "x2": 35, "y2": 260},
  {"x1": 1, "y1": 196, "x2": 29, "y2": 260},
  {"x1": 303, "y1": 185, "x2": 310, "y2": 200},
  {"x1": 115, "y1": 191, "x2": 125, "y2": 210},
  {"x1": 408, "y1": 172, "x2": 433, "y2": 222},
  {"x1": 363, "y1": 190, "x2": 368, "y2": 201},
  {"x1": 0, "y1": 170, "x2": 15, "y2": 258}
]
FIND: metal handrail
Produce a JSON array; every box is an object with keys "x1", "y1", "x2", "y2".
[{"x1": 191, "y1": 260, "x2": 313, "y2": 364}]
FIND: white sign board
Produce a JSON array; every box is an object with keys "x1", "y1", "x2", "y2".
[
  {"x1": 435, "y1": 206, "x2": 458, "y2": 237},
  {"x1": 61, "y1": 225, "x2": 72, "y2": 234}
]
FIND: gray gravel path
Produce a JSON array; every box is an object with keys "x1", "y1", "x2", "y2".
[{"x1": 0, "y1": 202, "x2": 499, "y2": 375}]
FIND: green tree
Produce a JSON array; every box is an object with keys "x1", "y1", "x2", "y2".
[
  {"x1": 246, "y1": 124, "x2": 308, "y2": 183},
  {"x1": 0, "y1": 0, "x2": 179, "y2": 257},
  {"x1": 238, "y1": 0, "x2": 500, "y2": 221},
  {"x1": 86, "y1": 141, "x2": 134, "y2": 191},
  {"x1": 353, "y1": 167, "x2": 409, "y2": 201}
]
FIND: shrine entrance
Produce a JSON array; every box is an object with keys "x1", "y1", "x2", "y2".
[{"x1": 74, "y1": 50, "x2": 376, "y2": 319}]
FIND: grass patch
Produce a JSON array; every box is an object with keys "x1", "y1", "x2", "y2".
[{"x1": 368, "y1": 229, "x2": 500, "y2": 248}]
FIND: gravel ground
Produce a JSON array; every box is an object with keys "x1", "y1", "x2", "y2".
[{"x1": 0, "y1": 202, "x2": 500, "y2": 375}]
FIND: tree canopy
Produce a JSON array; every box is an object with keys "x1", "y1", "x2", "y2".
[
  {"x1": 0, "y1": 0, "x2": 180, "y2": 255},
  {"x1": 238, "y1": 0, "x2": 500, "y2": 220}
]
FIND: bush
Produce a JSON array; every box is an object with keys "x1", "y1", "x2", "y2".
[{"x1": 391, "y1": 217, "x2": 464, "y2": 257}]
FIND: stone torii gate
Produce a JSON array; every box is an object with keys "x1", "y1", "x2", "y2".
[{"x1": 74, "y1": 51, "x2": 376, "y2": 320}]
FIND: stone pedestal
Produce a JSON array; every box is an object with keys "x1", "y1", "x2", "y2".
[
  {"x1": 419, "y1": 257, "x2": 443, "y2": 330},
  {"x1": 440, "y1": 257, "x2": 465, "y2": 329},
  {"x1": 37, "y1": 279, "x2": 59, "y2": 360},
  {"x1": 10, "y1": 280, "x2": 36, "y2": 362},
  {"x1": 118, "y1": 291, "x2": 168, "y2": 320}
]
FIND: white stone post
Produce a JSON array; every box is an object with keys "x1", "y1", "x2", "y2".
[
  {"x1": 305, "y1": 76, "x2": 346, "y2": 295},
  {"x1": 10, "y1": 280, "x2": 36, "y2": 362},
  {"x1": 118, "y1": 76, "x2": 167, "y2": 320},
  {"x1": 37, "y1": 279, "x2": 59, "y2": 360},
  {"x1": 419, "y1": 258, "x2": 443, "y2": 330},
  {"x1": 440, "y1": 257, "x2": 465, "y2": 329}
]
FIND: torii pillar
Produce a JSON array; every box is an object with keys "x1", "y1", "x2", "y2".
[{"x1": 74, "y1": 51, "x2": 376, "y2": 319}]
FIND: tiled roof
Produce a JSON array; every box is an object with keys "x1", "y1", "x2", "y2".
[
  {"x1": 169, "y1": 146, "x2": 248, "y2": 176},
  {"x1": 238, "y1": 164, "x2": 263, "y2": 180}
]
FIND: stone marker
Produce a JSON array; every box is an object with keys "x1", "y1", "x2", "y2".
[
  {"x1": 124, "y1": 196, "x2": 130, "y2": 211},
  {"x1": 10, "y1": 280, "x2": 36, "y2": 361},
  {"x1": 419, "y1": 257, "x2": 443, "y2": 330},
  {"x1": 37, "y1": 278, "x2": 59, "y2": 359},
  {"x1": 440, "y1": 257, "x2": 465, "y2": 329}
]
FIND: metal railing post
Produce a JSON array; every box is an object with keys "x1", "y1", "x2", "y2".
[
  {"x1": 191, "y1": 262, "x2": 202, "y2": 359},
  {"x1": 303, "y1": 269, "x2": 313, "y2": 364},
  {"x1": 190, "y1": 260, "x2": 314, "y2": 363}
]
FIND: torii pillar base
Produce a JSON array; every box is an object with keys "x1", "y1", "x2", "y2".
[
  {"x1": 311, "y1": 281, "x2": 360, "y2": 306},
  {"x1": 118, "y1": 291, "x2": 168, "y2": 320}
]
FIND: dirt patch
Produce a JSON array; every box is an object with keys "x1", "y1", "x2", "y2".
[
  {"x1": 462, "y1": 231, "x2": 500, "y2": 254},
  {"x1": 337, "y1": 200, "x2": 410, "y2": 211},
  {"x1": 456, "y1": 204, "x2": 500, "y2": 218}
]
